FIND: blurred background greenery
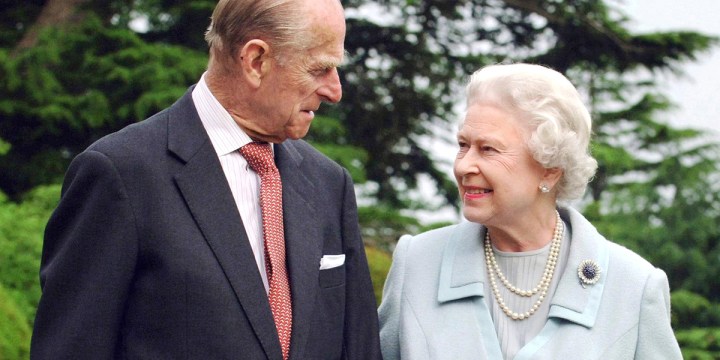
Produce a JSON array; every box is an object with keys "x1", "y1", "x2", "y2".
[{"x1": 2, "y1": 0, "x2": 720, "y2": 359}]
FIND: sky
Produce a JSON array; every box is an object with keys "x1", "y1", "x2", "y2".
[{"x1": 620, "y1": 0, "x2": 720, "y2": 140}]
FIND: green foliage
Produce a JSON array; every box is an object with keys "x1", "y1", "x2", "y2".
[
  {"x1": 0, "y1": 138, "x2": 9, "y2": 156},
  {"x1": 358, "y1": 205, "x2": 422, "y2": 252},
  {"x1": 3, "y1": 1, "x2": 720, "y2": 357},
  {"x1": 0, "y1": 0, "x2": 42, "y2": 47},
  {"x1": 0, "y1": 284, "x2": 31, "y2": 360},
  {"x1": 0, "y1": 185, "x2": 59, "y2": 358},
  {"x1": 672, "y1": 290, "x2": 720, "y2": 329},
  {"x1": 107, "y1": 0, "x2": 217, "y2": 50},
  {"x1": 0, "y1": 15, "x2": 207, "y2": 198},
  {"x1": 676, "y1": 327, "x2": 720, "y2": 359},
  {"x1": 340, "y1": 0, "x2": 494, "y2": 208},
  {"x1": 308, "y1": 115, "x2": 369, "y2": 184},
  {"x1": 365, "y1": 246, "x2": 392, "y2": 306},
  {"x1": 575, "y1": 23, "x2": 720, "y2": 302},
  {"x1": 0, "y1": 185, "x2": 60, "y2": 327},
  {"x1": 587, "y1": 123, "x2": 720, "y2": 300}
]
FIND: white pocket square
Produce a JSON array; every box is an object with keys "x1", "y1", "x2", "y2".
[{"x1": 319, "y1": 254, "x2": 346, "y2": 270}]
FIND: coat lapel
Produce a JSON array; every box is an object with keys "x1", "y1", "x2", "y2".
[
  {"x1": 547, "y1": 207, "x2": 609, "y2": 328},
  {"x1": 514, "y1": 207, "x2": 610, "y2": 360},
  {"x1": 168, "y1": 90, "x2": 283, "y2": 360},
  {"x1": 437, "y1": 222, "x2": 503, "y2": 360},
  {"x1": 274, "y1": 141, "x2": 321, "y2": 359},
  {"x1": 437, "y1": 222, "x2": 486, "y2": 302}
]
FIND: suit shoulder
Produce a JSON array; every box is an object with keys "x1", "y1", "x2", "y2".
[
  {"x1": 286, "y1": 139, "x2": 343, "y2": 171},
  {"x1": 87, "y1": 108, "x2": 170, "y2": 156},
  {"x1": 287, "y1": 140, "x2": 341, "y2": 165}
]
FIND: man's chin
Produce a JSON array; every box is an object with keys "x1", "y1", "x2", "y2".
[
  {"x1": 285, "y1": 125, "x2": 312, "y2": 141},
  {"x1": 285, "y1": 131, "x2": 309, "y2": 141}
]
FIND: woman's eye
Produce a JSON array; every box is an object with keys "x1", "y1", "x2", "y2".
[{"x1": 456, "y1": 142, "x2": 468, "y2": 157}]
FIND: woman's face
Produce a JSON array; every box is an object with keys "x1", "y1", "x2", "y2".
[{"x1": 454, "y1": 103, "x2": 549, "y2": 227}]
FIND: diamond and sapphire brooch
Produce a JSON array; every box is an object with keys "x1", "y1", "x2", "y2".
[{"x1": 577, "y1": 259, "x2": 601, "y2": 287}]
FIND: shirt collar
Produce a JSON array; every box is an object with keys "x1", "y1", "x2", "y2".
[{"x1": 192, "y1": 72, "x2": 255, "y2": 156}]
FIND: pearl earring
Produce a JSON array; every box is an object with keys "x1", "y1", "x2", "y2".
[{"x1": 539, "y1": 184, "x2": 550, "y2": 193}]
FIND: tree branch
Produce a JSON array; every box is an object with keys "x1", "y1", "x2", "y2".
[
  {"x1": 501, "y1": 0, "x2": 633, "y2": 54},
  {"x1": 13, "y1": 0, "x2": 90, "y2": 54}
]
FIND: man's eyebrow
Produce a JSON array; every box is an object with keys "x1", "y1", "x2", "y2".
[{"x1": 317, "y1": 50, "x2": 348, "y2": 68}]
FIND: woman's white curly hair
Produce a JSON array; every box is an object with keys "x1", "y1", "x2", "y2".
[{"x1": 465, "y1": 63, "x2": 598, "y2": 200}]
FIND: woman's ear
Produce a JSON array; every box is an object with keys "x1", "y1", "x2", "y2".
[
  {"x1": 542, "y1": 167, "x2": 563, "y2": 190},
  {"x1": 238, "y1": 39, "x2": 272, "y2": 88}
]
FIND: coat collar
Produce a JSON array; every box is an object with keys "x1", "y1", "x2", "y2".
[{"x1": 436, "y1": 206, "x2": 609, "y2": 329}]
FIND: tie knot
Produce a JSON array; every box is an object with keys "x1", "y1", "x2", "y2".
[{"x1": 240, "y1": 142, "x2": 277, "y2": 176}]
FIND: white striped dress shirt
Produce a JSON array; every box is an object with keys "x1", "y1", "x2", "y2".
[{"x1": 192, "y1": 73, "x2": 270, "y2": 292}]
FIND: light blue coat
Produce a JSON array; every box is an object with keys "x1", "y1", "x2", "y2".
[{"x1": 378, "y1": 206, "x2": 682, "y2": 360}]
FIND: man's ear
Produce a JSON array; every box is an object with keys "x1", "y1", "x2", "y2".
[
  {"x1": 542, "y1": 167, "x2": 563, "y2": 189},
  {"x1": 238, "y1": 39, "x2": 272, "y2": 88}
]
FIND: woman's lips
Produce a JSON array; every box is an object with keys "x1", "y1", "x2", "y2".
[{"x1": 464, "y1": 187, "x2": 493, "y2": 200}]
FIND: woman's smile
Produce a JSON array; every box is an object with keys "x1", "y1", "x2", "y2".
[{"x1": 463, "y1": 186, "x2": 493, "y2": 200}]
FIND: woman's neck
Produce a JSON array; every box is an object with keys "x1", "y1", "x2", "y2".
[{"x1": 486, "y1": 209, "x2": 559, "y2": 252}]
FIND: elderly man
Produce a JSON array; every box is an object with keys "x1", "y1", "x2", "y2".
[{"x1": 30, "y1": 0, "x2": 382, "y2": 359}]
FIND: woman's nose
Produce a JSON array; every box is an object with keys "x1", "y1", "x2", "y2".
[{"x1": 454, "y1": 151, "x2": 479, "y2": 177}]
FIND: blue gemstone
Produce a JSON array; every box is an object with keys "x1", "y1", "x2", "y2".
[{"x1": 582, "y1": 266, "x2": 596, "y2": 279}]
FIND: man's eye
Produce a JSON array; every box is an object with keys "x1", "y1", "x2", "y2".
[{"x1": 311, "y1": 68, "x2": 332, "y2": 76}]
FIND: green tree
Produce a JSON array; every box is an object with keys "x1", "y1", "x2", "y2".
[
  {"x1": 7, "y1": 0, "x2": 715, "y2": 221},
  {"x1": 2, "y1": 0, "x2": 720, "y2": 356},
  {"x1": 1, "y1": 1, "x2": 207, "y2": 199},
  {"x1": 0, "y1": 186, "x2": 60, "y2": 320},
  {"x1": 0, "y1": 185, "x2": 61, "y2": 358},
  {"x1": 0, "y1": 284, "x2": 31, "y2": 360}
]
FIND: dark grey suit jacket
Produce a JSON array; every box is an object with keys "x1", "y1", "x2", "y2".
[{"x1": 30, "y1": 88, "x2": 382, "y2": 359}]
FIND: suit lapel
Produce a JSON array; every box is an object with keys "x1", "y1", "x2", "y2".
[
  {"x1": 275, "y1": 141, "x2": 321, "y2": 359},
  {"x1": 168, "y1": 89, "x2": 283, "y2": 360}
]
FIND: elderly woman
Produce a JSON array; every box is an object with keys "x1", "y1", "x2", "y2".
[{"x1": 378, "y1": 63, "x2": 682, "y2": 359}]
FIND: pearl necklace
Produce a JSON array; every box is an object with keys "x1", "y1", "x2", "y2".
[{"x1": 484, "y1": 211, "x2": 563, "y2": 320}]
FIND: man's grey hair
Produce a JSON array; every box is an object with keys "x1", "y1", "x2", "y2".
[{"x1": 204, "y1": 0, "x2": 311, "y2": 66}]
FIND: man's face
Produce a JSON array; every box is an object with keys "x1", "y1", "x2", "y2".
[{"x1": 249, "y1": 0, "x2": 345, "y2": 143}]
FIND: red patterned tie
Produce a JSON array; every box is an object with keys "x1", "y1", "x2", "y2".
[{"x1": 239, "y1": 142, "x2": 292, "y2": 360}]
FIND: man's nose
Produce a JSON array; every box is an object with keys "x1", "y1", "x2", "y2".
[{"x1": 318, "y1": 68, "x2": 342, "y2": 103}]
